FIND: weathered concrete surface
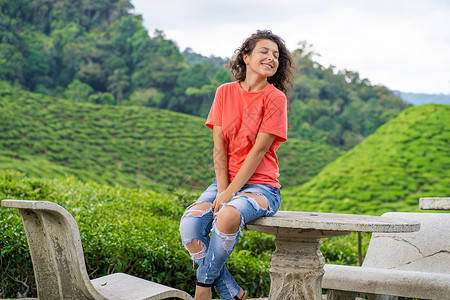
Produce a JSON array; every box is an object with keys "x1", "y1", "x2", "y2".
[
  {"x1": 268, "y1": 234, "x2": 325, "y2": 300},
  {"x1": 248, "y1": 211, "x2": 420, "y2": 300},
  {"x1": 219, "y1": 296, "x2": 321, "y2": 300},
  {"x1": 324, "y1": 265, "x2": 450, "y2": 299},
  {"x1": 91, "y1": 273, "x2": 193, "y2": 300},
  {"x1": 1, "y1": 199, "x2": 193, "y2": 300},
  {"x1": 323, "y1": 212, "x2": 450, "y2": 300},
  {"x1": 219, "y1": 296, "x2": 364, "y2": 300},
  {"x1": 248, "y1": 211, "x2": 420, "y2": 233},
  {"x1": 363, "y1": 212, "x2": 449, "y2": 273},
  {"x1": 419, "y1": 197, "x2": 450, "y2": 210}
]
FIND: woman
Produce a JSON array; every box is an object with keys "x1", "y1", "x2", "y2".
[{"x1": 179, "y1": 30, "x2": 294, "y2": 300}]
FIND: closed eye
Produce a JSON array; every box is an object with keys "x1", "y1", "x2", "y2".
[{"x1": 260, "y1": 50, "x2": 279, "y2": 59}]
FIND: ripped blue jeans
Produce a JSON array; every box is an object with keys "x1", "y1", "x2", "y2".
[{"x1": 179, "y1": 179, "x2": 281, "y2": 299}]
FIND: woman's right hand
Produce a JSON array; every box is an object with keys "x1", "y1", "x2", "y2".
[{"x1": 212, "y1": 190, "x2": 234, "y2": 217}]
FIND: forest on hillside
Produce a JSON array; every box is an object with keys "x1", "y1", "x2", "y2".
[{"x1": 0, "y1": 0, "x2": 409, "y2": 149}]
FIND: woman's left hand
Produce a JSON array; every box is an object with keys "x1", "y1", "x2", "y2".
[{"x1": 212, "y1": 190, "x2": 235, "y2": 217}]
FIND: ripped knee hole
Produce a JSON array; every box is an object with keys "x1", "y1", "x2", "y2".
[
  {"x1": 235, "y1": 193, "x2": 269, "y2": 211},
  {"x1": 184, "y1": 239, "x2": 206, "y2": 261},
  {"x1": 183, "y1": 202, "x2": 213, "y2": 217}
]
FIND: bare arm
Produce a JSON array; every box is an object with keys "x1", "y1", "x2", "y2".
[
  {"x1": 213, "y1": 126, "x2": 229, "y2": 193},
  {"x1": 213, "y1": 132, "x2": 276, "y2": 215}
]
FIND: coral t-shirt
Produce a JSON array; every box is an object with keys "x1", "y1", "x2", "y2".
[{"x1": 205, "y1": 81, "x2": 288, "y2": 188}]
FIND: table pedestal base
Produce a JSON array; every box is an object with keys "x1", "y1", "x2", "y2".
[
  {"x1": 248, "y1": 226, "x2": 351, "y2": 300},
  {"x1": 269, "y1": 234, "x2": 325, "y2": 299}
]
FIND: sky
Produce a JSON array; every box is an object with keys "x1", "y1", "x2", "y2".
[{"x1": 130, "y1": 0, "x2": 450, "y2": 95}]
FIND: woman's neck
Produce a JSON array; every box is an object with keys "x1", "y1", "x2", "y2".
[{"x1": 240, "y1": 75, "x2": 269, "y2": 92}]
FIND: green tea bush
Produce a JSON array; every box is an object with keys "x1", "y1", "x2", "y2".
[
  {"x1": 0, "y1": 170, "x2": 373, "y2": 299},
  {"x1": 321, "y1": 233, "x2": 371, "y2": 266},
  {"x1": 0, "y1": 171, "x2": 272, "y2": 298},
  {"x1": 0, "y1": 170, "x2": 189, "y2": 298}
]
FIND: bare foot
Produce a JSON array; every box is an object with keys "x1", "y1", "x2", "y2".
[{"x1": 229, "y1": 288, "x2": 246, "y2": 300}]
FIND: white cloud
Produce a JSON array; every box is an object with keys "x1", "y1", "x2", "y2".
[{"x1": 131, "y1": 0, "x2": 450, "y2": 94}]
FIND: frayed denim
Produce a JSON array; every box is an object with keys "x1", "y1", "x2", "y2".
[{"x1": 179, "y1": 179, "x2": 281, "y2": 299}]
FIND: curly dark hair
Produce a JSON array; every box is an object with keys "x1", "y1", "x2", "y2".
[{"x1": 228, "y1": 30, "x2": 294, "y2": 96}]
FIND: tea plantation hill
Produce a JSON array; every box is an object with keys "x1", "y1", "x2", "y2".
[
  {"x1": 281, "y1": 104, "x2": 450, "y2": 215},
  {"x1": 0, "y1": 82, "x2": 343, "y2": 191}
]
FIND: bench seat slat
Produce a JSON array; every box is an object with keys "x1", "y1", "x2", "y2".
[{"x1": 323, "y1": 264, "x2": 450, "y2": 299}]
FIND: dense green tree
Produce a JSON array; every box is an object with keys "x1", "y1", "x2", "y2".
[
  {"x1": 63, "y1": 79, "x2": 93, "y2": 102},
  {"x1": 124, "y1": 88, "x2": 164, "y2": 106},
  {"x1": 88, "y1": 91, "x2": 115, "y2": 105},
  {"x1": 0, "y1": 43, "x2": 25, "y2": 83},
  {"x1": 107, "y1": 68, "x2": 129, "y2": 102},
  {"x1": 0, "y1": 0, "x2": 409, "y2": 149},
  {"x1": 214, "y1": 67, "x2": 231, "y2": 83},
  {"x1": 183, "y1": 47, "x2": 228, "y2": 69}
]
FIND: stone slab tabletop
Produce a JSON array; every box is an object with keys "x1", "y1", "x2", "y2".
[
  {"x1": 248, "y1": 211, "x2": 420, "y2": 233},
  {"x1": 419, "y1": 197, "x2": 450, "y2": 210}
]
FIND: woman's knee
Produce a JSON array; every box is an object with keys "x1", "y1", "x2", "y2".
[
  {"x1": 180, "y1": 202, "x2": 213, "y2": 260},
  {"x1": 179, "y1": 202, "x2": 213, "y2": 236},
  {"x1": 180, "y1": 202, "x2": 212, "y2": 240},
  {"x1": 215, "y1": 206, "x2": 242, "y2": 234}
]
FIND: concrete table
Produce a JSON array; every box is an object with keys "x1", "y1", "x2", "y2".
[
  {"x1": 419, "y1": 197, "x2": 450, "y2": 210},
  {"x1": 247, "y1": 211, "x2": 420, "y2": 300}
]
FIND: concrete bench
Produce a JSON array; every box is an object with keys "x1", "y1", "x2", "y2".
[
  {"x1": 420, "y1": 197, "x2": 450, "y2": 210},
  {"x1": 322, "y1": 212, "x2": 450, "y2": 300},
  {"x1": 1, "y1": 199, "x2": 193, "y2": 300}
]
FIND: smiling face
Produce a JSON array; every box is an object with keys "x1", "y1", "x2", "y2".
[{"x1": 243, "y1": 39, "x2": 279, "y2": 80}]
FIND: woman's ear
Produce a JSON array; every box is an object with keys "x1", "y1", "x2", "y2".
[{"x1": 243, "y1": 54, "x2": 249, "y2": 65}]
